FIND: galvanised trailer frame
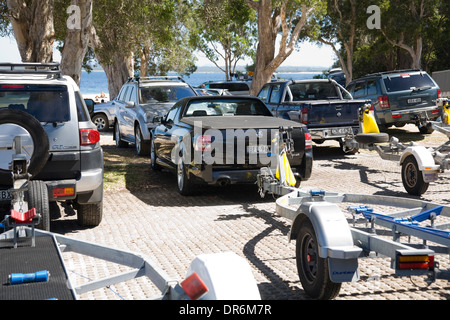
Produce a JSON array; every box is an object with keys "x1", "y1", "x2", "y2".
[{"x1": 257, "y1": 128, "x2": 450, "y2": 300}]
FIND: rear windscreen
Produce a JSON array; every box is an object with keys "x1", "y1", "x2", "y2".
[
  {"x1": 383, "y1": 74, "x2": 435, "y2": 92},
  {"x1": 0, "y1": 84, "x2": 70, "y2": 122}
]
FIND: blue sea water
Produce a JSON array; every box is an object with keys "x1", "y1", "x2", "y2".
[{"x1": 79, "y1": 70, "x2": 320, "y2": 97}]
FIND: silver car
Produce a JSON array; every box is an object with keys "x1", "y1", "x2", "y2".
[
  {"x1": 113, "y1": 77, "x2": 197, "y2": 156},
  {"x1": 91, "y1": 98, "x2": 117, "y2": 131}
]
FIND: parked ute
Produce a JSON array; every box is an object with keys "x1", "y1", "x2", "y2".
[
  {"x1": 0, "y1": 63, "x2": 104, "y2": 230},
  {"x1": 257, "y1": 79, "x2": 368, "y2": 154},
  {"x1": 346, "y1": 69, "x2": 441, "y2": 133},
  {"x1": 151, "y1": 96, "x2": 313, "y2": 195},
  {"x1": 114, "y1": 76, "x2": 197, "y2": 155}
]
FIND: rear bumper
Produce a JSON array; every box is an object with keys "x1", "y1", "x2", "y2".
[{"x1": 376, "y1": 106, "x2": 440, "y2": 125}]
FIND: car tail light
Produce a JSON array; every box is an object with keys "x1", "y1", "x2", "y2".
[
  {"x1": 53, "y1": 187, "x2": 75, "y2": 198},
  {"x1": 437, "y1": 89, "x2": 442, "y2": 99},
  {"x1": 305, "y1": 132, "x2": 312, "y2": 149},
  {"x1": 80, "y1": 129, "x2": 100, "y2": 145},
  {"x1": 378, "y1": 96, "x2": 390, "y2": 109},
  {"x1": 301, "y1": 107, "x2": 308, "y2": 124},
  {"x1": 194, "y1": 135, "x2": 212, "y2": 151}
]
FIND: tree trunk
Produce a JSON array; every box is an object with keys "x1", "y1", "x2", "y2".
[
  {"x1": 100, "y1": 52, "x2": 134, "y2": 100},
  {"x1": 88, "y1": 25, "x2": 134, "y2": 100},
  {"x1": 60, "y1": 0, "x2": 93, "y2": 86},
  {"x1": 247, "y1": 0, "x2": 313, "y2": 95},
  {"x1": 7, "y1": 0, "x2": 55, "y2": 62}
]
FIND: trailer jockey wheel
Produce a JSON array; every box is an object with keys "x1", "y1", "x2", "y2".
[{"x1": 0, "y1": 109, "x2": 49, "y2": 184}]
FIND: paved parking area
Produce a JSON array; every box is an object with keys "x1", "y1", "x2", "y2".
[{"x1": 53, "y1": 127, "x2": 450, "y2": 300}]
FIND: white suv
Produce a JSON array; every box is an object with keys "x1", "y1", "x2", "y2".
[
  {"x1": 0, "y1": 63, "x2": 104, "y2": 230},
  {"x1": 113, "y1": 76, "x2": 197, "y2": 155}
]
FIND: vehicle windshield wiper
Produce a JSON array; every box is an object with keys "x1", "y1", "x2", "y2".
[{"x1": 411, "y1": 86, "x2": 431, "y2": 92}]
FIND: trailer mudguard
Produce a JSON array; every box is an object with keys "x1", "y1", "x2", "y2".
[
  {"x1": 298, "y1": 202, "x2": 361, "y2": 282},
  {"x1": 186, "y1": 252, "x2": 261, "y2": 300},
  {"x1": 400, "y1": 146, "x2": 440, "y2": 183},
  {"x1": 298, "y1": 202, "x2": 361, "y2": 259}
]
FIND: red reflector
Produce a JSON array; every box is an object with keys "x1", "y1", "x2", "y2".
[
  {"x1": 80, "y1": 129, "x2": 100, "y2": 145},
  {"x1": 1, "y1": 84, "x2": 25, "y2": 89},
  {"x1": 392, "y1": 114, "x2": 401, "y2": 119},
  {"x1": 180, "y1": 273, "x2": 208, "y2": 300},
  {"x1": 398, "y1": 262, "x2": 429, "y2": 270},
  {"x1": 432, "y1": 109, "x2": 439, "y2": 114}
]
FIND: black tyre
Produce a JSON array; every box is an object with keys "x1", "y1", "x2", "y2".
[
  {"x1": 177, "y1": 158, "x2": 193, "y2": 196},
  {"x1": 0, "y1": 109, "x2": 49, "y2": 183},
  {"x1": 26, "y1": 180, "x2": 50, "y2": 231},
  {"x1": 135, "y1": 126, "x2": 150, "y2": 156},
  {"x1": 77, "y1": 201, "x2": 103, "y2": 227},
  {"x1": 296, "y1": 219, "x2": 341, "y2": 300},
  {"x1": 401, "y1": 155, "x2": 429, "y2": 196},
  {"x1": 114, "y1": 122, "x2": 128, "y2": 148},
  {"x1": 92, "y1": 113, "x2": 109, "y2": 132},
  {"x1": 150, "y1": 137, "x2": 161, "y2": 171},
  {"x1": 418, "y1": 123, "x2": 434, "y2": 134},
  {"x1": 355, "y1": 132, "x2": 389, "y2": 145}
]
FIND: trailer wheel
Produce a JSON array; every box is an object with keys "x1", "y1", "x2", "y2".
[
  {"x1": 296, "y1": 219, "x2": 341, "y2": 300},
  {"x1": 26, "y1": 180, "x2": 50, "y2": 231},
  {"x1": 401, "y1": 155, "x2": 429, "y2": 196}
]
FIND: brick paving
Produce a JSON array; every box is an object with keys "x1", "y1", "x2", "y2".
[{"x1": 52, "y1": 126, "x2": 450, "y2": 300}]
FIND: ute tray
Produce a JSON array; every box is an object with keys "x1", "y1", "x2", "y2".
[{"x1": 0, "y1": 235, "x2": 75, "y2": 300}]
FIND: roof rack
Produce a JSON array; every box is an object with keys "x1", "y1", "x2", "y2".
[
  {"x1": 363, "y1": 69, "x2": 422, "y2": 78},
  {"x1": 127, "y1": 75, "x2": 185, "y2": 84},
  {"x1": 0, "y1": 62, "x2": 62, "y2": 78}
]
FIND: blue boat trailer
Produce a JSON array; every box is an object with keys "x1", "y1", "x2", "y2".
[{"x1": 256, "y1": 128, "x2": 450, "y2": 300}]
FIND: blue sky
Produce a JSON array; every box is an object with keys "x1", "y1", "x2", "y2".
[{"x1": 0, "y1": 35, "x2": 337, "y2": 69}]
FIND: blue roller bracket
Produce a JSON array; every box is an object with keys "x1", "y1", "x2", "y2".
[{"x1": 9, "y1": 270, "x2": 50, "y2": 285}]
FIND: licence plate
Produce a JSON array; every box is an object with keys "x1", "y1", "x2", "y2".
[
  {"x1": 0, "y1": 189, "x2": 11, "y2": 201},
  {"x1": 331, "y1": 127, "x2": 353, "y2": 135},
  {"x1": 247, "y1": 145, "x2": 270, "y2": 154},
  {"x1": 408, "y1": 98, "x2": 422, "y2": 104}
]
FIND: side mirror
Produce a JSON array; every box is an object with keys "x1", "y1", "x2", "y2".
[
  {"x1": 153, "y1": 116, "x2": 164, "y2": 124},
  {"x1": 125, "y1": 101, "x2": 135, "y2": 108},
  {"x1": 84, "y1": 98, "x2": 95, "y2": 114}
]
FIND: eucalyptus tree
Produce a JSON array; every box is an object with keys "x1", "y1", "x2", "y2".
[
  {"x1": 378, "y1": 0, "x2": 439, "y2": 70},
  {"x1": 6, "y1": 0, "x2": 55, "y2": 62},
  {"x1": 315, "y1": 0, "x2": 369, "y2": 85},
  {"x1": 187, "y1": 0, "x2": 257, "y2": 80},
  {"x1": 88, "y1": 0, "x2": 196, "y2": 99},
  {"x1": 246, "y1": 0, "x2": 326, "y2": 95}
]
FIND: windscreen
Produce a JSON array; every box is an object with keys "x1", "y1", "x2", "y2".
[
  {"x1": 183, "y1": 99, "x2": 272, "y2": 117},
  {"x1": 383, "y1": 74, "x2": 436, "y2": 92},
  {"x1": 140, "y1": 85, "x2": 195, "y2": 103},
  {"x1": 0, "y1": 84, "x2": 70, "y2": 122}
]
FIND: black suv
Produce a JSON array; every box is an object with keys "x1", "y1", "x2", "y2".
[
  {"x1": 346, "y1": 70, "x2": 441, "y2": 133},
  {"x1": 0, "y1": 63, "x2": 104, "y2": 230}
]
